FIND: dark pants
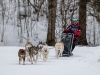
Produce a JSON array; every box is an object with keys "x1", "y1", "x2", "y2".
[{"x1": 72, "y1": 40, "x2": 77, "y2": 52}]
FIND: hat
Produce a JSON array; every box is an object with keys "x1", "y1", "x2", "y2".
[{"x1": 72, "y1": 17, "x2": 78, "y2": 21}]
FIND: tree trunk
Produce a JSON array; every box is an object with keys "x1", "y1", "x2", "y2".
[
  {"x1": 1, "y1": 1, "x2": 5, "y2": 42},
  {"x1": 47, "y1": 0, "x2": 57, "y2": 46},
  {"x1": 78, "y1": 0, "x2": 89, "y2": 45}
]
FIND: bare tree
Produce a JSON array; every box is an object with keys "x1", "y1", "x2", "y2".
[
  {"x1": 55, "y1": 0, "x2": 79, "y2": 42},
  {"x1": 1, "y1": 0, "x2": 5, "y2": 42},
  {"x1": 18, "y1": 0, "x2": 23, "y2": 43},
  {"x1": 27, "y1": 0, "x2": 45, "y2": 21}
]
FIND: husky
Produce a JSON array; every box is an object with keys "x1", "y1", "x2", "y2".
[
  {"x1": 37, "y1": 41, "x2": 46, "y2": 57},
  {"x1": 55, "y1": 42, "x2": 64, "y2": 59},
  {"x1": 41, "y1": 45, "x2": 49, "y2": 62},
  {"x1": 29, "y1": 46, "x2": 39, "y2": 64},
  {"x1": 18, "y1": 49, "x2": 26, "y2": 65},
  {"x1": 25, "y1": 42, "x2": 33, "y2": 61}
]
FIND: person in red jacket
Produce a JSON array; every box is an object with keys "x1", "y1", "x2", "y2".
[{"x1": 63, "y1": 18, "x2": 81, "y2": 54}]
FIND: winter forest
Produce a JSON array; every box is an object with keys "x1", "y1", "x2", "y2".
[{"x1": 0, "y1": 0, "x2": 100, "y2": 46}]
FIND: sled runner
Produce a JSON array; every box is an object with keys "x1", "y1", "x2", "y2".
[{"x1": 61, "y1": 33, "x2": 74, "y2": 57}]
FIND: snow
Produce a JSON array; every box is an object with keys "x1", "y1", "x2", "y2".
[{"x1": 0, "y1": 46, "x2": 100, "y2": 75}]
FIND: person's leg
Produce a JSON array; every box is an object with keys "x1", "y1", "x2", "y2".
[{"x1": 71, "y1": 40, "x2": 77, "y2": 52}]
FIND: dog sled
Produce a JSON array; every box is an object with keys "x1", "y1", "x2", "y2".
[{"x1": 61, "y1": 33, "x2": 74, "y2": 57}]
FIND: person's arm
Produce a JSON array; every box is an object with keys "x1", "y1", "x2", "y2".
[
  {"x1": 65, "y1": 25, "x2": 71, "y2": 32},
  {"x1": 62, "y1": 25, "x2": 70, "y2": 33},
  {"x1": 73, "y1": 25, "x2": 81, "y2": 35}
]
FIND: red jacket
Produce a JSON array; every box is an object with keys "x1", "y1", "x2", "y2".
[{"x1": 65, "y1": 23, "x2": 81, "y2": 40}]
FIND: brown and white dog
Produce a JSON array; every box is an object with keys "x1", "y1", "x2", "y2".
[
  {"x1": 41, "y1": 45, "x2": 49, "y2": 62},
  {"x1": 55, "y1": 42, "x2": 64, "y2": 59},
  {"x1": 29, "y1": 46, "x2": 39, "y2": 64},
  {"x1": 25, "y1": 42, "x2": 33, "y2": 61},
  {"x1": 18, "y1": 49, "x2": 26, "y2": 65}
]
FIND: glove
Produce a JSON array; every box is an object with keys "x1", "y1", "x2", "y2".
[
  {"x1": 66, "y1": 28, "x2": 70, "y2": 31},
  {"x1": 63, "y1": 30, "x2": 67, "y2": 33},
  {"x1": 74, "y1": 30, "x2": 81, "y2": 35}
]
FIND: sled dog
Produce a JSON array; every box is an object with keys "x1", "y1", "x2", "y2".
[
  {"x1": 29, "y1": 46, "x2": 39, "y2": 64},
  {"x1": 18, "y1": 49, "x2": 26, "y2": 65},
  {"x1": 55, "y1": 42, "x2": 64, "y2": 58},
  {"x1": 37, "y1": 41, "x2": 47, "y2": 57},
  {"x1": 41, "y1": 45, "x2": 49, "y2": 61},
  {"x1": 25, "y1": 42, "x2": 33, "y2": 61}
]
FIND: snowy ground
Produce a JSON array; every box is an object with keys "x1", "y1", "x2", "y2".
[{"x1": 0, "y1": 46, "x2": 100, "y2": 75}]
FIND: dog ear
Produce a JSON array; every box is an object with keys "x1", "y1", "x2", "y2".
[
  {"x1": 32, "y1": 46, "x2": 35, "y2": 48},
  {"x1": 41, "y1": 42, "x2": 42, "y2": 44}
]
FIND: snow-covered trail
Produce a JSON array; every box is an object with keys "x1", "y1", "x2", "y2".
[{"x1": 0, "y1": 46, "x2": 100, "y2": 75}]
